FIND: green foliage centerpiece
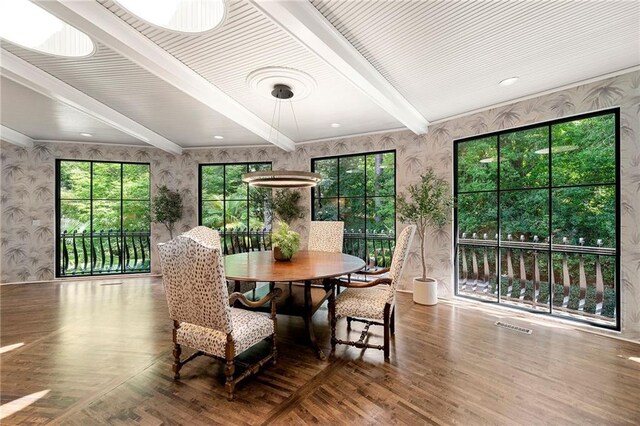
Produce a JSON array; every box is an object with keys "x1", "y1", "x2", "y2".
[
  {"x1": 397, "y1": 169, "x2": 454, "y2": 305},
  {"x1": 271, "y1": 221, "x2": 300, "y2": 261},
  {"x1": 152, "y1": 185, "x2": 183, "y2": 239}
]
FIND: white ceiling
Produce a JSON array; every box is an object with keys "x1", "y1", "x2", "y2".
[
  {"x1": 99, "y1": 0, "x2": 403, "y2": 140},
  {"x1": 0, "y1": 41, "x2": 268, "y2": 148},
  {"x1": 0, "y1": 76, "x2": 142, "y2": 145},
  {"x1": 311, "y1": 0, "x2": 640, "y2": 121},
  {"x1": 1, "y1": 0, "x2": 638, "y2": 151}
]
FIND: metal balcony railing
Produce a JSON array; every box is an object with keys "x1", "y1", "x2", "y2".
[
  {"x1": 216, "y1": 228, "x2": 396, "y2": 269},
  {"x1": 217, "y1": 228, "x2": 272, "y2": 255},
  {"x1": 457, "y1": 233, "x2": 616, "y2": 324},
  {"x1": 343, "y1": 229, "x2": 396, "y2": 269},
  {"x1": 59, "y1": 229, "x2": 151, "y2": 276}
]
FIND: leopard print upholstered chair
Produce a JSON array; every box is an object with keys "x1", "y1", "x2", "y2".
[
  {"x1": 302, "y1": 221, "x2": 345, "y2": 289},
  {"x1": 180, "y1": 226, "x2": 255, "y2": 295},
  {"x1": 158, "y1": 229, "x2": 280, "y2": 400},
  {"x1": 308, "y1": 221, "x2": 344, "y2": 253},
  {"x1": 180, "y1": 225, "x2": 221, "y2": 250},
  {"x1": 328, "y1": 224, "x2": 416, "y2": 359}
]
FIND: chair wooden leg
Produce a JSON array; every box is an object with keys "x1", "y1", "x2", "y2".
[
  {"x1": 225, "y1": 358, "x2": 235, "y2": 400},
  {"x1": 172, "y1": 320, "x2": 182, "y2": 379},
  {"x1": 270, "y1": 297, "x2": 278, "y2": 366},
  {"x1": 270, "y1": 336, "x2": 277, "y2": 366},
  {"x1": 346, "y1": 316, "x2": 352, "y2": 330},
  {"x1": 225, "y1": 337, "x2": 235, "y2": 400},
  {"x1": 172, "y1": 343, "x2": 182, "y2": 380},
  {"x1": 329, "y1": 287, "x2": 337, "y2": 356},
  {"x1": 383, "y1": 304, "x2": 391, "y2": 360},
  {"x1": 390, "y1": 306, "x2": 395, "y2": 335}
]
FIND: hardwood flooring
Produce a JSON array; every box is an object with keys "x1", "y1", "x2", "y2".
[{"x1": 1, "y1": 277, "x2": 639, "y2": 425}]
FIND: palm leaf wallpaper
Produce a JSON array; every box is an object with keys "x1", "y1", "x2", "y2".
[{"x1": 1, "y1": 71, "x2": 639, "y2": 339}]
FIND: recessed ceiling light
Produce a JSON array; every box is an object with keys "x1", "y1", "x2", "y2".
[
  {"x1": 331, "y1": 123, "x2": 341, "y2": 128},
  {"x1": 115, "y1": 0, "x2": 225, "y2": 33},
  {"x1": 80, "y1": 132, "x2": 93, "y2": 137},
  {"x1": 0, "y1": 0, "x2": 94, "y2": 57},
  {"x1": 214, "y1": 135, "x2": 224, "y2": 140},
  {"x1": 499, "y1": 77, "x2": 519, "y2": 86}
]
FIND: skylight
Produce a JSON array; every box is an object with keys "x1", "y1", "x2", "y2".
[
  {"x1": 116, "y1": 0, "x2": 225, "y2": 33},
  {"x1": 0, "y1": 0, "x2": 94, "y2": 57}
]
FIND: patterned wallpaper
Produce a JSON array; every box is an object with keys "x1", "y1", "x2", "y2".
[{"x1": 1, "y1": 71, "x2": 639, "y2": 338}]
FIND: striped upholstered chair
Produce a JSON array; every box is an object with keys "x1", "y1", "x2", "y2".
[
  {"x1": 329, "y1": 225, "x2": 416, "y2": 359},
  {"x1": 158, "y1": 229, "x2": 281, "y2": 400}
]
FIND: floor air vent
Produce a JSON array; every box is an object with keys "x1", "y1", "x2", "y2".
[{"x1": 494, "y1": 321, "x2": 532, "y2": 334}]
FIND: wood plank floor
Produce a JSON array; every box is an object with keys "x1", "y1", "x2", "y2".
[{"x1": 1, "y1": 277, "x2": 639, "y2": 425}]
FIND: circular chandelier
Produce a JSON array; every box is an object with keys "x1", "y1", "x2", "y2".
[
  {"x1": 242, "y1": 170, "x2": 322, "y2": 188},
  {"x1": 242, "y1": 82, "x2": 323, "y2": 188}
]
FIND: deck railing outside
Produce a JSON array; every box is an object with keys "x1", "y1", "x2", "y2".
[
  {"x1": 343, "y1": 229, "x2": 395, "y2": 269},
  {"x1": 216, "y1": 228, "x2": 396, "y2": 268},
  {"x1": 59, "y1": 229, "x2": 151, "y2": 276},
  {"x1": 457, "y1": 233, "x2": 616, "y2": 325},
  {"x1": 218, "y1": 228, "x2": 272, "y2": 255},
  {"x1": 58, "y1": 228, "x2": 397, "y2": 277}
]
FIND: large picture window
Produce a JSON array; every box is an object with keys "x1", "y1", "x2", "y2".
[
  {"x1": 56, "y1": 160, "x2": 151, "y2": 277},
  {"x1": 312, "y1": 151, "x2": 395, "y2": 266},
  {"x1": 454, "y1": 109, "x2": 619, "y2": 329},
  {"x1": 199, "y1": 162, "x2": 272, "y2": 233}
]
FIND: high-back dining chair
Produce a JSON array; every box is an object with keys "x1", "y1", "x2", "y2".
[
  {"x1": 184, "y1": 226, "x2": 257, "y2": 295},
  {"x1": 298, "y1": 221, "x2": 344, "y2": 289},
  {"x1": 308, "y1": 221, "x2": 344, "y2": 253},
  {"x1": 328, "y1": 224, "x2": 416, "y2": 359},
  {"x1": 158, "y1": 229, "x2": 281, "y2": 400},
  {"x1": 181, "y1": 225, "x2": 221, "y2": 249}
]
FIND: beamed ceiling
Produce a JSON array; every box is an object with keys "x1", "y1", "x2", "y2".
[{"x1": 1, "y1": 0, "x2": 638, "y2": 153}]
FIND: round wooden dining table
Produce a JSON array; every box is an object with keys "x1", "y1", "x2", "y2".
[{"x1": 224, "y1": 250, "x2": 365, "y2": 359}]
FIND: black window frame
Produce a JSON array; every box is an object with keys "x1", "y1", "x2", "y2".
[
  {"x1": 55, "y1": 159, "x2": 151, "y2": 277},
  {"x1": 310, "y1": 149, "x2": 397, "y2": 244},
  {"x1": 453, "y1": 108, "x2": 621, "y2": 330},
  {"x1": 198, "y1": 162, "x2": 272, "y2": 233}
]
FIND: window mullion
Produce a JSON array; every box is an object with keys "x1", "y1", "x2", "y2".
[
  {"x1": 547, "y1": 124, "x2": 553, "y2": 315},
  {"x1": 120, "y1": 163, "x2": 124, "y2": 274},
  {"x1": 496, "y1": 136, "x2": 501, "y2": 304}
]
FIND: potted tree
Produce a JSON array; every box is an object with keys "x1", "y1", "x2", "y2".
[
  {"x1": 397, "y1": 170, "x2": 454, "y2": 305},
  {"x1": 152, "y1": 185, "x2": 183, "y2": 240},
  {"x1": 272, "y1": 189, "x2": 304, "y2": 224},
  {"x1": 250, "y1": 188, "x2": 304, "y2": 226}
]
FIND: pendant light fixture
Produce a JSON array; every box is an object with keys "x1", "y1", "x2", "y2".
[{"x1": 243, "y1": 83, "x2": 322, "y2": 188}]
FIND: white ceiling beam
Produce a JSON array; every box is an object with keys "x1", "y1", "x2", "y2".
[
  {"x1": 1, "y1": 50, "x2": 183, "y2": 155},
  {"x1": 0, "y1": 125, "x2": 34, "y2": 148},
  {"x1": 250, "y1": 0, "x2": 429, "y2": 135},
  {"x1": 34, "y1": 0, "x2": 295, "y2": 152}
]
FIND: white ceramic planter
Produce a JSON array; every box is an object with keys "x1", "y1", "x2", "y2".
[{"x1": 413, "y1": 277, "x2": 438, "y2": 305}]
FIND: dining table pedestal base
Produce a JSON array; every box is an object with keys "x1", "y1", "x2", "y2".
[{"x1": 238, "y1": 279, "x2": 332, "y2": 359}]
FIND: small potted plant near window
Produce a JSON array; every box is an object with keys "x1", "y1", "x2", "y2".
[
  {"x1": 152, "y1": 185, "x2": 183, "y2": 240},
  {"x1": 397, "y1": 170, "x2": 454, "y2": 305},
  {"x1": 271, "y1": 221, "x2": 300, "y2": 261}
]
